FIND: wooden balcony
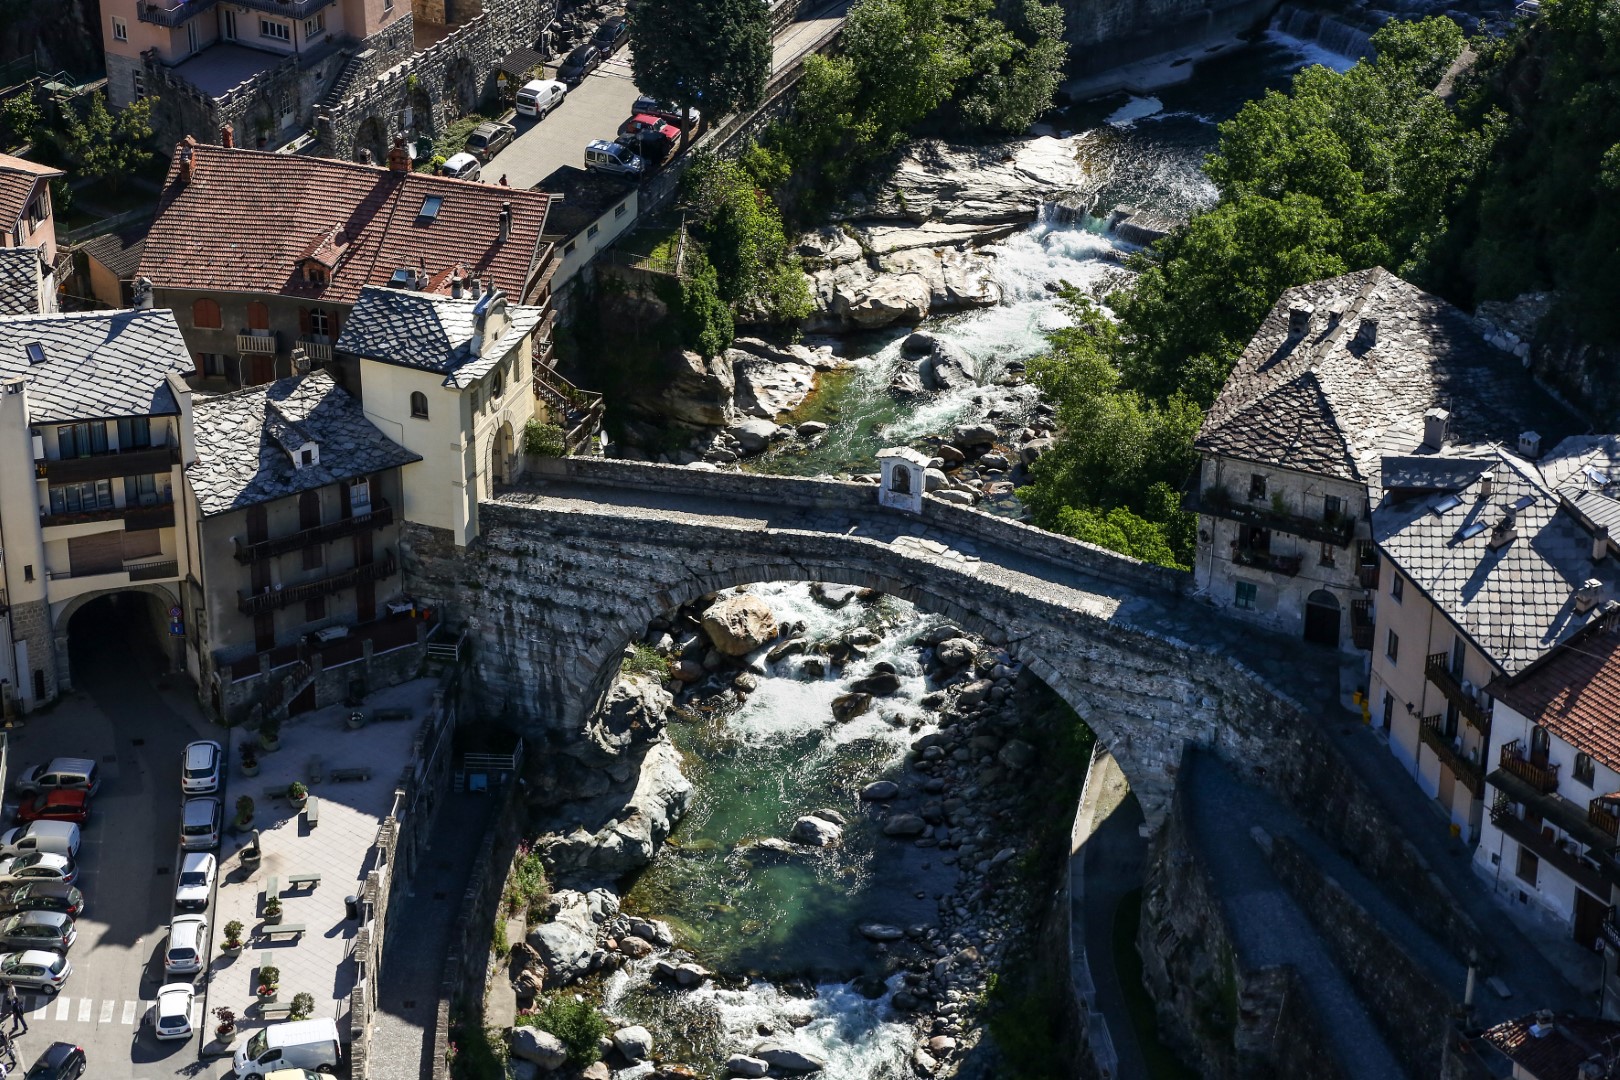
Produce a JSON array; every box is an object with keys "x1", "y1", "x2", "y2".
[
  {"x1": 1193, "y1": 486, "x2": 1357, "y2": 547},
  {"x1": 1591, "y1": 797, "x2": 1620, "y2": 840},
  {"x1": 1351, "y1": 598, "x2": 1374, "y2": 651},
  {"x1": 37, "y1": 445, "x2": 176, "y2": 484},
  {"x1": 1500, "y1": 739, "x2": 1559, "y2": 793},
  {"x1": 1419, "y1": 713, "x2": 1484, "y2": 794},
  {"x1": 1491, "y1": 799, "x2": 1611, "y2": 896},
  {"x1": 237, "y1": 552, "x2": 397, "y2": 615},
  {"x1": 1425, "y1": 653, "x2": 1491, "y2": 732},
  {"x1": 1230, "y1": 544, "x2": 1302, "y2": 576},
  {"x1": 1358, "y1": 562, "x2": 1380, "y2": 590},
  {"x1": 237, "y1": 333, "x2": 277, "y2": 355},
  {"x1": 298, "y1": 339, "x2": 333, "y2": 365},
  {"x1": 233, "y1": 501, "x2": 394, "y2": 564},
  {"x1": 39, "y1": 499, "x2": 174, "y2": 532}
]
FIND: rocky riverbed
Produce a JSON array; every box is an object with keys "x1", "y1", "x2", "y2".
[{"x1": 499, "y1": 582, "x2": 1089, "y2": 1079}]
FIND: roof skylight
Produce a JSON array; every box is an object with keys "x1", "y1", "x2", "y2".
[
  {"x1": 1432, "y1": 494, "x2": 1462, "y2": 516},
  {"x1": 1457, "y1": 521, "x2": 1487, "y2": 541},
  {"x1": 23, "y1": 342, "x2": 44, "y2": 365},
  {"x1": 418, "y1": 195, "x2": 444, "y2": 221},
  {"x1": 1512, "y1": 494, "x2": 1537, "y2": 511}
]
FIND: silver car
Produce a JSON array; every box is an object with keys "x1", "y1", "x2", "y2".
[
  {"x1": 181, "y1": 741, "x2": 222, "y2": 794},
  {"x1": 0, "y1": 949, "x2": 70, "y2": 994},
  {"x1": 0, "y1": 910, "x2": 75, "y2": 952},
  {"x1": 180, "y1": 798, "x2": 221, "y2": 852}
]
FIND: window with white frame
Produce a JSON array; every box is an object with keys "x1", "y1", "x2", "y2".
[
  {"x1": 112, "y1": 16, "x2": 128, "y2": 40},
  {"x1": 260, "y1": 18, "x2": 290, "y2": 41},
  {"x1": 304, "y1": 13, "x2": 323, "y2": 36}
]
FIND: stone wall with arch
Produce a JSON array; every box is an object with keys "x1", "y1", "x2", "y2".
[{"x1": 51, "y1": 582, "x2": 182, "y2": 692}]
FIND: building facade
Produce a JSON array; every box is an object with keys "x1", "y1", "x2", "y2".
[
  {"x1": 183, "y1": 367, "x2": 419, "y2": 720},
  {"x1": 534, "y1": 165, "x2": 637, "y2": 292},
  {"x1": 0, "y1": 153, "x2": 65, "y2": 316},
  {"x1": 138, "y1": 137, "x2": 555, "y2": 392},
  {"x1": 0, "y1": 309, "x2": 195, "y2": 712}
]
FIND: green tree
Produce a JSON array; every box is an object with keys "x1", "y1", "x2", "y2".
[
  {"x1": 0, "y1": 92, "x2": 41, "y2": 151},
  {"x1": 677, "y1": 250, "x2": 736, "y2": 358},
  {"x1": 685, "y1": 156, "x2": 811, "y2": 324},
  {"x1": 949, "y1": 0, "x2": 1068, "y2": 133},
  {"x1": 628, "y1": 0, "x2": 770, "y2": 120},
  {"x1": 841, "y1": 0, "x2": 966, "y2": 140},
  {"x1": 1050, "y1": 504, "x2": 1183, "y2": 568},
  {"x1": 61, "y1": 95, "x2": 156, "y2": 192}
]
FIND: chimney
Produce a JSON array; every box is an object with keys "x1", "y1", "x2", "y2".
[
  {"x1": 1422, "y1": 408, "x2": 1450, "y2": 450},
  {"x1": 1354, "y1": 317, "x2": 1379, "y2": 349},
  {"x1": 1576, "y1": 578, "x2": 1606, "y2": 614},
  {"x1": 1519, "y1": 430, "x2": 1542, "y2": 458},
  {"x1": 177, "y1": 137, "x2": 197, "y2": 184},
  {"x1": 386, "y1": 135, "x2": 410, "y2": 173},
  {"x1": 220, "y1": 124, "x2": 234, "y2": 149},
  {"x1": 355, "y1": 147, "x2": 374, "y2": 165},
  {"x1": 1478, "y1": 474, "x2": 1493, "y2": 502},
  {"x1": 470, "y1": 277, "x2": 482, "y2": 300},
  {"x1": 1488, "y1": 511, "x2": 1518, "y2": 551},
  {"x1": 1288, "y1": 303, "x2": 1314, "y2": 337},
  {"x1": 1596, "y1": 525, "x2": 1611, "y2": 562},
  {"x1": 450, "y1": 272, "x2": 463, "y2": 299},
  {"x1": 290, "y1": 345, "x2": 310, "y2": 375},
  {"x1": 499, "y1": 201, "x2": 512, "y2": 244},
  {"x1": 132, "y1": 277, "x2": 154, "y2": 310}
]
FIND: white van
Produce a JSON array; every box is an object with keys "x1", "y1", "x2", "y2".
[
  {"x1": 0, "y1": 822, "x2": 80, "y2": 858},
  {"x1": 516, "y1": 78, "x2": 566, "y2": 118},
  {"x1": 233, "y1": 1017, "x2": 342, "y2": 1078}
]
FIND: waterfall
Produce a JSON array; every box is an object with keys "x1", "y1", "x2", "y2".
[{"x1": 1269, "y1": 2, "x2": 1376, "y2": 64}]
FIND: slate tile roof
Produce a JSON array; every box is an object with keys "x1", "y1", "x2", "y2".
[
  {"x1": 0, "y1": 248, "x2": 45, "y2": 315},
  {"x1": 1482, "y1": 1012, "x2": 1620, "y2": 1080},
  {"x1": 137, "y1": 142, "x2": 553, "y2": 307},
  {"x1": 188, "y1": 368, "x2": 420, "y2": 517},
  {"x1": 1198, "y1": 267, "x2": 1578, "y2": 499},
  {"x1": 534, "y1": 165, "x2": 631, "y2": 239},
  {"x1": 336, "y1": 284, "x2": 547, "y2": 388},
  {"x1": 1375, "y1": 435, "x2": 1620, "y2": 677},
  {"x1": 0, "y1": 308, "x2": 190, "y2": 422},
  {"x1": 0, "y1": 153, "x2": 62, "y2": 230}
]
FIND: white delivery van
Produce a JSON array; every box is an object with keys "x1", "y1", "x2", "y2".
[
  {"x1": 233, "y1": 1017, "x2": 341, "y2": 1078},
  {"x1": 0, "y1": 822, "x2": 80, "y2": 858},
  {"x1": 266, "y1": 1070, "x2": 325, "y2": 1080},
  {"x1": 516, "y1": 78, "x2": 566, "y2": 118}
]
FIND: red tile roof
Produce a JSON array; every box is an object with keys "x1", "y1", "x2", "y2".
[
  {"x1": 1482, "y1": 1013, "x2": 1620, "y2": 1080},
  {"x1": 0, "y1": 153, "x2": 62, "y2": 232},
  {"x1": 137, "y1": 141, "x2": 553, "y2": 306},
  {"x1": 1493, "y1": 611, "x2": 1620, "y2": 773}
]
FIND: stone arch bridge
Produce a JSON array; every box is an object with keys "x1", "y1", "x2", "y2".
[{"x1": 403, "y1": 458, "x2": 1347, "y2": 824}]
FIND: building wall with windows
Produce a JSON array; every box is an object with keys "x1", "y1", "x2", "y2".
[
  {"x1": 154, "y1": 287, "x2": 346, "y2": 390},
  {"x1": 1192, "y1": 453, "x2": 1369, "y2": 649}
]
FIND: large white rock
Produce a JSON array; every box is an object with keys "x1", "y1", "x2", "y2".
[
  {"x1": 732, "y1": 356, "x2": 816, "y2": 419},
  {"x1": 755, "y1": 1045, "x2": 829, "y2": 1074},
  {"x1": 526, "y1": 921, "x2": 595, "y2": 984},
  {"x1": 726, "y1": 1056, "x2": 771, "y2": 1078},
  {"x1": 872, "y1": 136, "x2": 1086, "y2": 225},
  {"x1": 790, "y1": 815, "x2": 844, "y2": 847},
  {"x1": 509, "y1": 1027, "x2": 567, "y2": 1070},
  {"x1": 612, "y1": 1026, "x2": 653, "y2": 1062},
  {"x1": 702, "y1": 592, "x2": 780, "y2": 656},
  {"x1": 727, "y1": 416, "x2": 784, "y2": 455}
]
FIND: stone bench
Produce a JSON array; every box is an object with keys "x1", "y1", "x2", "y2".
[
  {"x1": 264, "y1": 876, "x2": 279, "y2": 900},
  {"x1": 260, "y1": 923, "x2": 306, "y2": 939},
  {"x1": 259, "y1": 1001, "x2": 295, "y2": 1019},
  {"x1": 287, "y1": 872, "x2": 321, "y2": 891},
  {"x1": 307, "y1": 756, "x2": 323, "y2": 784},
  {"x1": 330, "y1": 767, "x2": 372, "y2": 782},
  {"x1": 304, "y1": 797, "x2": 320, "y2": 828}
]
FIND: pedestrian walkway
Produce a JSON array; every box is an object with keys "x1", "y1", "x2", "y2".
[{"x1": 366, "y1": 794, "x2": 497, "y2": 1080}]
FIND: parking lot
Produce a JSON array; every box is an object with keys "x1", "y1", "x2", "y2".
[{"x1": 484, "y1": 48, "x2": 644, "y2": 190}]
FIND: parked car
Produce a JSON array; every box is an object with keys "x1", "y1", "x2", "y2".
[
  {"x1": 516, "y1": 78, "x2": 567, "y2": 118},
  {"x1": 0, "y1": 823, "x2": 80, "y2": 858},
  {"x1": 618, "y1": 113, "x2": 682, "y2": 161},
  {"x1": 557, "y1": 43, "x2": 602, "y2": 86},
  {"x1": 0, "y1": 853, "x2": 76, "y2": 885},
  {"x1": 13, "y1": 758, "x2": 100, "y2": 797},
  {"x1": 181, "y1": 741, "x2": 222, "y2": 795},
  {"x1": 15, "y1": 790, "x2": 89, "y2": 826},
  {"x1": 163, "y1": 914, "x2": 208, "y2": 977},
  {"x1": 592, "y1": 15, "x2": 627, "y2": 52},
  {"x1": 0, "y1": 950, "x2": 70, "y2": 995},
  {"x1": 148, "y1": 983, "x2": 195, "y2": 1041},
  {"x1": 22, "y1": 1041, "x2": 86, "y2": 1079},
  {"x1": 0, "y1": 883, "x2": 82, "y2": 918},
  {"x1": 464, "y1": 121, "x2": 516, "y2": 162},
  {"x1": 180, "y1": 797, "x2": 221, "y2": 852},
  {"x1": 174, "y1": 852, "x2": 216, "y2": 912},
  {"x1": 439, "y1": 152, "x2": 482, "y2": 181},
  {"x1": 584, "y1": 139, "x2": 644, "y2": 179},
  {"x1": 0, "y1": 911, "x2": 75, "y2": 953},
  {"x1": 234, "y1": 1018, "x2": 343, "y2": 1078},
  {"x1": 632, "y1": 95, "x2": 700, "y2": 127}
]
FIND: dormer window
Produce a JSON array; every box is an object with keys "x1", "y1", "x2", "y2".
[
  {"x1": 301, "y1": 261, "x2": 329, "y2": 284},
  {"x1": 301, "y1": 449, "x2": 313, "y2": 466},
  {"x1": 292, "y1": 441, "x2": 319, "y2": 468}
]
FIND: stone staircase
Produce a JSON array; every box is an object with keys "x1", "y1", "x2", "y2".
[{"x1": 319, "y1": 48, "x2": 373, "y2": 111}]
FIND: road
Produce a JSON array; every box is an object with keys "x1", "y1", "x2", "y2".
[
  {"x1": 2, "y1": 597, "x2": 232, "y2": 1080},
  {"x1": 485, "y1": 0, "x2": 850, "y2": 192}
]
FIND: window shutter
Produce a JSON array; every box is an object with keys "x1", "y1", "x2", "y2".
[
  {"x1": 339, "y1": 480, "x2": 352, "y2": 519},
  {"x1": 193, "y1": 352, "x2": 206, "y2": 377},
  {"x1": 298, "y1": 307, "x2": 312, "y2": 335}
]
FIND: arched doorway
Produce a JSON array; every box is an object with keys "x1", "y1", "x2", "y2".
[
  {"x1": 442, "y1": 56, "x2": 479, "y2": 119},
  {"x1": 352, "y1": 114, "x2": 390, "y2": 165},
  {"x1": 58, "y1": 588, "x2": 177, "y2": 694},
  {"x1": 494, "y1": 421, "x2": 515, "y2": 485},
  {"x1": 1304, "y1": 589, "x2": 1341, "y2": 647}
]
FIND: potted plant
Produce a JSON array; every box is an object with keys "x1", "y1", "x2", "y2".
[
  {"x1": 235, "y1": 795, "x2": 255, "y2": 828},
  {"x1": 290, "y1": 992, "x2": 315, "y2": 1021},
  {"x1": 240, "y1": 742, "x2": 260, "y2": 777},
  {"x1": 259, "y1": 715, "x2": 282, "y2": 752},
  {"x1": 242, "y1": 830, "x2": 262, "y2": 864},
  {"x1": 222, "y1": 921, "x2": 245, "y2": 955},
  {"x1": 288, "y1": 781, "x2": 308, "y2": 809},
  {"x1": 346, "y1": 709, "x2": 366, "y2": 731},
  {"x1": 256, "y1": 965, "x2": 280, "y2": 1001},
  {"x1": 264, "y1": 895, "x2": 283, "y2": 925},
  {"x1": 213, "y1": 1006, "x2": 237, "y2": 1043}
]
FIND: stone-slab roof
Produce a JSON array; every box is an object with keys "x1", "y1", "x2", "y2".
[
  {"x1": 335, "y1": 284, "x2": 546, "y2": 388},
  {"x1": 188, "y1": 368, "x2": 420, "y2": 517},
  {"x1": 0, "y1": 248, "x2": 45, "y2": 315},
  {"x1": 1198, "y1": 268, "x2": 1578, "y2": 498},
  {"x1": 1375, "y1": 439, "x2": 1620, "y2": 676},
  {"x1": 0, "y1": 308, "x2": 189, "y2": 422},
  {"x1": 138, "y1": 142, "x2": 553, "y2": 306}
]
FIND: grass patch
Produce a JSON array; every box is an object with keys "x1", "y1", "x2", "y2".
[
  {"x1": 624, "y1": 642, "x2": 672, "y2": 679},
  {"x1": 502, "y1": 843, "x2": 551, "y2": 923},
  {"x1": 492, "y1": 916, "x2": 509, "y2": 960},
  {"x1": 1112, "y1": 888, "x2": 1198, "y2": 1080},
  {"x1": 419, "y1": 114, "x2": 493, "y2": 172}
]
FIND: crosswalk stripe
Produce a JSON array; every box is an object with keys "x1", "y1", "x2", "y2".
[
  {"x1": 121, "y1": 1000, "x2": 135, "y2": 1024},
  {"x1": 74, "y1": 997, "x2": 88, "y2": 1022},
  {"x1": 98, "y1": 999, "x2": 112, "y2": 1023},
  {"x1": 54, "y1": 997, "x2": 67, "y2": 1020},
  {"x1": 25, "y1": 995, "x2": 44, "y2": 1019}
]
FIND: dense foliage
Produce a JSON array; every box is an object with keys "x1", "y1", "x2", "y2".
[
  {"x1": 59, "y1": 95, "x2": 157, "y2": 192},
  {"x1": 681, "y1": 156, "x2": 813, "y2": 334},
  {"x1": 528, "y1": 996, "x2": 611, "y2": 1067},
  {"x1": 628, "y1": 0, "x2": 771, "y2": 119}
]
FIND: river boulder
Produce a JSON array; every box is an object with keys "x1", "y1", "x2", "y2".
[
  {"x1": 652, "y1": 349, "x2": 734, "y2": 427},
  {"x1": 612, "y1": 1026, "x2": 653, "y2": 1062},
  {"x1": 859, "y1": 923, "x2": 906, "y2": 941},
  {"x1": 574, "y1": 675, "x2": 672, "y2": 765},
  {"x1": 756, "y1": 1046, "x2": 829, "y2": 1074},
  {"x1": 726, "y1": 1056, "x2": 770, "y2": 1078},
  {"x1": 888, "y1": 364, "x2": 927, "y2": 401},
  {"x1": 727, "y1": 417, "x2": 784, "y2": 456},
  {"x1": 732, "y1": 353, "x2": 816, "y2": 419},
  {"x1": 702, "y1": 593, "x2": 780, "y2": 656},
  {"x1": 933, "y1": 638, "x2": 978, "y2": 669},
  {"x1": 919, "y1": 341, "x2": 978, "y2": 393},
  {"x1": 790, "y1": 815, "x2": 844, "y2": 846},
  {"x1": 527, "y1": 921, "x2": 595, "y2": 984},
  {"x1": 832, "y1": 692, "x2": 872, "y2": 722},
  {"x1": 861, "y1": 780, "x2": 900, "y2": 800},
  {"x1": 851, "y1": 671, "x2": 902, "y2": 695},
  {"x1": 536, "y1": 739, "x2": 692, "y2": 879},
  {"x1": 509, "y1": 1027, "x2": 568, "y2": 1070},
  {"x1": 884, "y1": 813, "x2": 928, "y2": 837}
]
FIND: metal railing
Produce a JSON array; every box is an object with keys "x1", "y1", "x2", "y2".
[
  {"x1": 1230, "y1": 544, "x2": 1302, "y2": 576},
  {"x1": 1418, "y1": 713, "x2": 1483, "y2": 794},
  {"x1": 137, "y1": 0, "x2": 219, "y2": 27},
  {"x1": 129, "y1": 558, "x2": 178, "y2": 581},
  {"x1": 1425, "y1": 653, "x2": 1491, "y2": 732},
  {"x1": 237, "y1": 552, "x2": 397, "y2": 615},
  {"x1": 233, "y1": 502, "x2": 394, "y2": 563}
]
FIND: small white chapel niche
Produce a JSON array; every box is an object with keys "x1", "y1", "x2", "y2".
[{"x1": 877, "y1": 446, "x2": 929, "y2": 513}]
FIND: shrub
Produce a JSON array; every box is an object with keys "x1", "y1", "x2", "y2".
[
  {"x1": 223, "y1": 920, "x2": 244, "y2": 948},
  {"x1": 264, "y1": 896, "x2": 282, "y2": 918},
  {"x1": 213, "y1": 1006, "x2": 236, "y2": 1035},
  {"x1": 534, "y1": 996, "x2": 610, "y2": 1067},
  {"x1": 502, "y1": 844, "x2": 551, "y2": 922},
  {"x1": 290, "y1": 992, "x2": 315, "y2": 1021},
  {"x1": 623, "y1": 642, "x2": 672, "y2": 679},
  {"x1": 492, "y1": 916, "x2": 509, "y2": 959},
  {"x1": 288, "y1": 781, "x2": 308, "y2": 801},
  {"x1": 257, "y1": 964, "x2": 280, "y2": 990},
  {"x1": 522, "y1": 419, "x2": 566, "y2": 457}
]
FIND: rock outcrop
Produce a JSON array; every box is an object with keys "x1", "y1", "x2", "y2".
[{"x1": 701, "y1": 592, "x2": 780, "y2": 656}]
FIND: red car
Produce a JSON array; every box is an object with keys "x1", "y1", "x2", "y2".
[
  {"x1": 620, "y1": 113, "x2": 681, "y2": 143},
  {"x1": 15, "y1": 790, "x2": 89, "y2": 825}
]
